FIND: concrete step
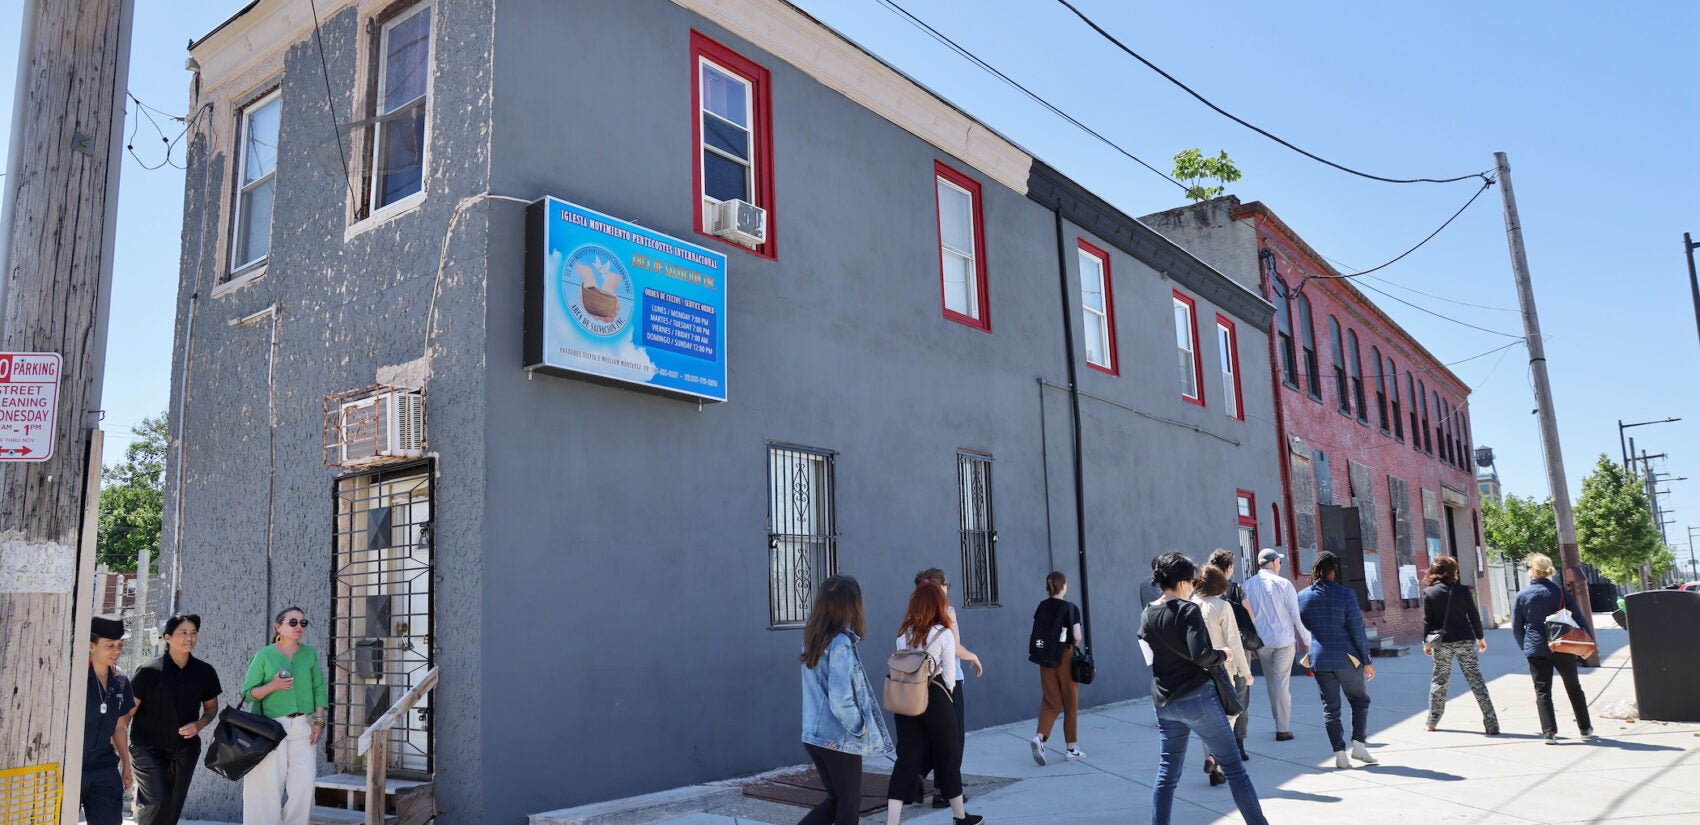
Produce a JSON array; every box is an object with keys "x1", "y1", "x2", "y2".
[
  {"x1": 314, "y1": 772, "x2": 432, "y2": 794},
  {"x1": 309, "y1": 805, "x2": 397, "y2": 825},
  {"x1": 530, "y1": 784, "x2": 743, "y2": 825}
]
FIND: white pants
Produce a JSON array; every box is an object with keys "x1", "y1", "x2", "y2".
[
  {"x1": 243, "y1": 716, "x2": 315, "y2": 825},
  {"x1": 1261, "y1": 645, "x2": 1296, "y2": 733}
]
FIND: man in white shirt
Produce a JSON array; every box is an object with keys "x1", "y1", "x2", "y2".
[{"x1": 1243, "y1": 548, "x2": 1311, "y2": 741}]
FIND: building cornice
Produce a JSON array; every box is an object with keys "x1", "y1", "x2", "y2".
[{"x1": 1027, "y1": 162, "x2": 1274, "y2": 331}]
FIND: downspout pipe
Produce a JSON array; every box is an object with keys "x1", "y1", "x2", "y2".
[
  {"x1": 1262, "y1": 250, "x2": 1298, "y2": 571},
  {"x1": 1052, "y1": 208, "x2": 1092, "y2": 641}
]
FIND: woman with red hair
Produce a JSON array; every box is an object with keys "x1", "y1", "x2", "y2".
[{"x1": 882, "y1": 583, "x2": 983, "y2": 825}]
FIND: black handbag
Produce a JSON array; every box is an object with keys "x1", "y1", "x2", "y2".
[
  {"x1": 1228, "y1": 585, "x2": 1264, "y2": 652},
  {"x1": 203, "y1": 704, "x2": 287, "y2": 781},
  {"x1": 1070, "y1": 644, "x2": 1095, "y2": 685},
  {"x1": 1208, "y1": 665, "x2": 1245, "y2": 715}
]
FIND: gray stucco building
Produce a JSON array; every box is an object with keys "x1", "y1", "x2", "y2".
[{"x1": 166, "y1": 1, "x2": 1281, "y2": 821}]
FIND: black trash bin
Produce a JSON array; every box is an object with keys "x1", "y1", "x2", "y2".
[
  {"x1": 1625, "y1": 590, "x2": 1700, "y2": 722},
  {"x1": 1587, "y1": 582, "x2": 1618, "y2": 613}
]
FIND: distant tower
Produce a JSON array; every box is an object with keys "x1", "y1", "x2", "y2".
[{"x1": 1475, "y1": 447, "x2": 1502, "y2": 505}]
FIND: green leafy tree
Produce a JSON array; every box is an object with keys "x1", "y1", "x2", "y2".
[
  {"x1": 1172, "y1": 148, "x2": 1243, "y2": 202},
  {"x1": 1574, "y1": 453, "x2": 1662, "y2": 586},
  {"x1": 1649, "y1": 545, "x2": 1678, "y2": 582},
  {"x1": 95, "y1": 414, "x2": 169, "y2": 572},
  {"x1": 1481, "y1": 493, "x2": 1556, "y2": 564}
]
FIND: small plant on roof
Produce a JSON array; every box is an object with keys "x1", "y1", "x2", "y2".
[{"x1": 1172, "y1": 148, "x2": 1242, "y2": 202}]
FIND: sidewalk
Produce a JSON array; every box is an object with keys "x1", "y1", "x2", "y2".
[{"x1": 670, "y1": 617, "x2": 1698, "y2": 825}]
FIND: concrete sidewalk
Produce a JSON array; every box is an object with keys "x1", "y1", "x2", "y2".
[{"x1": 666, "y1": 617, "x2": 1698, "y2": 825}]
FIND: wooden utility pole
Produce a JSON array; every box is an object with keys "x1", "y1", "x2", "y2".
[
  {"x1": 1493, "y1": 152, "x2": 1598, "y2": 665},
  {"x1": 0, "y1": 1, "x2": 133, "y2": 819}
]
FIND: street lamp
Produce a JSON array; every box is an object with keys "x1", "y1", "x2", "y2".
[{"x1": 1619, "y1": 418, "x2": 1680, "y2": 470}]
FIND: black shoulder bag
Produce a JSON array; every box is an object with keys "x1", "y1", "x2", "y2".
[
  {"x1": 1151, "y1": 603, "x2": 1244, "y2": 715},
  {"x1": 204, "y1": 701, "x2": 287, "y2": 781}
]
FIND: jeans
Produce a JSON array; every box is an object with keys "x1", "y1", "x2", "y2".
[
  {"x1": 800, "y1": 744, "x2": 862, "y2": 825},
  {"x1": 1314, "y1": 667, "x2": 1371, "y2": 753},
  {"x1": 1152, "y1": 685, "x2": 1268, "y2": 825},
  {"x1": 131, "y1": 740, "x2": 203, "y2": 825},
  {"x1": 1260, "y1": 645, "x2": 1296, "y2": 733},
  {"x1": 1528, "y1": 653, "x2": 1591, "y2": 734}
]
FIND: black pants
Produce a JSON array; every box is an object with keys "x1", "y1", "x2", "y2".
[
  {"x1": 1528, "y1": 653, "x2": 1591, "y2": 734},
  {"x1": 80, "y1": 764, "x2": 124, "y2": 825},
  {"x1": 915, "y1": 681, "x2": 966, "y2": 795},
  {"x1": 886, "y1": 681, "x2": 961, "y2": 802},
  {"x1": 132, "y1": 740, "x2": 202, "y2": 825},
  {"x1": 799, "y1": 744, "x2": 862, "y2": 825}
]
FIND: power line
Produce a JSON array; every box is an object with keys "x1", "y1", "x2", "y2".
[
  {"x1": 1329, "y1": 268, "x2": 1520, "y2": 313},
  {"x1": 306, "y1": 0, "x2": 358, "y2": 205},
  {"x1": 1355, "y1": 279, "x2": 1525, "y2": 338},
  {"x1": 1303, "y1": 176, "x2": 1496, "y2": 282},
  {"x1": 875, "y1": 0, "x2": 1184, "y2": 191},
  {"x1": 1052, "y1": 0, "x2": 1490, "y2": 186}
]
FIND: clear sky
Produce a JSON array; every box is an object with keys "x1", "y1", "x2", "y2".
[{"x1": 3, "y1": 1, "x2": 1696, "y2": 568}]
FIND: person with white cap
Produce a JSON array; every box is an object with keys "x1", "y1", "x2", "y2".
[
  {"x1": 83, "y1": 616, "x2": 136, "y2": 825},
  {"x1": 1241, "y1": 548, "x2": 1310, "y2": 742}
]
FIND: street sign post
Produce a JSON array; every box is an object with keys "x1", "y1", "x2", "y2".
[{"x1": 0, "y1": 352, "x2": 62, "y2": 461}]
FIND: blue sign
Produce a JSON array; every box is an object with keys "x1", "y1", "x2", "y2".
[{"x1": 526, "y1": 197, "x2": 727, "y2": 402}]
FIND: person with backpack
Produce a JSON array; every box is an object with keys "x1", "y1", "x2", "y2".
[
  {"x1": 798, "y1": 576, "x2": 892, "y2": 825},
  {"x1": 910, "y1": 569, "x2": 982, "y2": 807},
  {"x1": 883, "y1": 583, "x2": 984, "y2": 825},
  {"x1": 1026, "y1": 571, "x2": 1085, "y2": 765},
  {"x1": 1207, "y1": 550, "x2": 1257, "y2": 758}
]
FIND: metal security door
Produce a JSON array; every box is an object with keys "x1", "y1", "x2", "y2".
[{"x1": 330, "y1": 463, "x2": 433, "y2": 777}]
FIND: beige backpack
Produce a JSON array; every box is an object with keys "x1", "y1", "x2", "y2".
[{"x1": 882, "y1": 648, "x2": 939, "y2": 716}]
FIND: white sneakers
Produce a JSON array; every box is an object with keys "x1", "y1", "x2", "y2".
[
  {"x1": 1029, "y1": 735, "x2": 1046, "y2": 766},
  {"x1": 1333, "y1": 750, "x2": 1352, "y2": 770},
  {"x1": 1064, "y1": 748, "x2": 1086, "y2": 760},
  {"x1": 1350, "y1": 741, "x2": 1379, "y2": 764}
]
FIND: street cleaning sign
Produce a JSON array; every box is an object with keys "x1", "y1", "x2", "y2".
[
  {"x1": 0, "y1": 352, "x2": 61, "y2": 461},
  {"x1": 525, "y1": 196, "x2": 728, "y2": 402}
]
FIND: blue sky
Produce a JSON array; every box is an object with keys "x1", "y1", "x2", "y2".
[{"x1": 3, "y1": 1, "x2": 1696, "y2": 567}]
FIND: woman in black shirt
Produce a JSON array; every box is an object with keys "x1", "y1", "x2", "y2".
[
  {"x1": 1420, "y1": 556, "x2": 1499, "y2": 735},
  {"x1": 1139, "y1": 553, "x2": 1268, "y2": 825},
  {"x1": 128, "y1": 613, "x2": 222, "y2": 825}
]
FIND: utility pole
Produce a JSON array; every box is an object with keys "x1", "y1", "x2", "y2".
[
  {"x1": 1685, "y1": 233, "x2": 1699, "y2": 349},
  {"x1": 0, "y1": 2, "x2": 133, "y2": 822},
  {"x1": 1495, "y1": 152, "x2": 1598, "y2": 664}
]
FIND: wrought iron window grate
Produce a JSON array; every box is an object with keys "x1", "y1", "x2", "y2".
[
  {"x1": 958, "y1": 451, "x2": 998, "y2": 606},
  {"x1": 329, "y1": 462, "x2": 434, "y2": 778},
  {"x1": 767, "y1": 444, "x2": 837, "y2": 628}
]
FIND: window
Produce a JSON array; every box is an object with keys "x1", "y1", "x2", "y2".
[
  {"x1": 1408, "y1": 374, "x2": 1421, "y2": 451},
  {"x1": 1273, "y1": 276, "x2": 1298, "y2": 387},
  {"x1": 1271, "y1": 502, "x2": 1283, "y2": 547},
  {"x1": 1328, "y1": 317, "x2": 1349, "y2": 415},
  {"x1": 1236, "y1": 490, "x2": 1258, "y2": 570},
  {"x1": 1297, "y1": 293, "x2": 1321, "y2": 399},
  {"x1": 1418, "y1": 381, "x2": 1433, "y2": 454},
  {"x1": 691, "y1": 32, "x2": 775, "y2": 257},
  {"x1": 1217, "y1": 315, "x2": 1243, "y2": 420},
  {"x1": 1347, "y1": 330, "x2": 1367, "y2": 423},
  {"x1": 935, "y1": 162, "x2": 989, "y2": 330},
  {"x1": 1173, "y1": 291, "x2": 1203, "y2": 405},
  {"x1": 231, "y1": 90, "x2": 281, "y2": 274},
  {"x1": 958, "y1": 451, "x2": 998, "y2": 606},
  {"x1": 1440, "y1": 397, "x2": 1454, "y2": 466},
  {"x1": 1078, "y1": 240, "x2": 1116, "y2": 373},
  {"x1": 1387, "y1": 354, "x2": 1403, "y2": 440},
  {"x1": 767, "y1": 444, "x2": 838, "y2": 627},
  {"x1": 369, "y1": 4, "x2": 432, "y2": 214},
  {"x1": 1372, "y1": 346, "x2": 1389, "y2": 432}
]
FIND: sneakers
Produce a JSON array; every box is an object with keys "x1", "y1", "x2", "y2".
[
  {"x1": 954, "y1": 815, "x2": 985, "y2": 825},
  {"x1": 1029, "y1": 734, "x2": 1046, "y2": 766},
  {"x1": 1543, "y1": 732, "x2": 1558, "y2": 745},
  {"x1": 1064, "y1": 748, "x2": 1086, "y2": 761},
  {"x1": 1579, "y1": 727, "x2": 1595, "y2": 738},
  {"x1": 1350, "y1": 741, "x2": 1379, "y2": 764},
  {"x1": 1333, "y1": 750, "x2": 1353, "y2": 770}
]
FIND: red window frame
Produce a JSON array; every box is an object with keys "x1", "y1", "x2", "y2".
[
  {"x1": 1078, "y1": 239, "x2": 1117, "y2": 374},
  {"x1": 1237, "y1": 489, "x2": 1258, "y2": 553},
  {"x1": 1173, "y1": 289, "x2": 1204, "y2": 406},
  {"x1": 934, "y1": 160, "x2": 990, "y2": 331},
  {"x1": 1215, "y1": 313, "x2": 1244, "y2": 420},
  {"x1": 690, "y1": 31, "x2": 776, "y2": 260}
]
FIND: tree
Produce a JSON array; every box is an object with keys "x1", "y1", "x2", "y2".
[
  {"x1": 1574, "y1": 453, "x2": 1662, "y2": 586},
  {"x1": 95, "y1": 413, "x2": 168, "y2": 572},
  {"x1": 1172, "y1": 148, "x2": 1242, "y2": 202},
  {"x1": 1481, "y1": 493, "x2": 1556, "y2": 564},
  {"x1": 1649, "y1": 545, "x2": 1678, "y2": 582}
]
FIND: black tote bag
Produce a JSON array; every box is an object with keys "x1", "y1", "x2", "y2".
[{"x1": 204, "y1": 705, "x2": 287, "y2": 781}]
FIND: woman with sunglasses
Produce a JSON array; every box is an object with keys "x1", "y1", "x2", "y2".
[{"x1": 240, "y1": 607, "x2": 328, "y2": 825}]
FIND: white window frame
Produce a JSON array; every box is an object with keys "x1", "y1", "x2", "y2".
[
  {"x1": 1217, "y1": 318, "x2": 1241, "y2": 419},
  {"x1": 369, "y1": 2, "x2": 433, "y2": 217},
  {"x1": 230, "y1": 89, "x2": 281, "y2": 275},
  {"x1": 1079, "y1": 246, "x2": 1113, "y2": 371},
  {"x1": 1173, "y1": 293, "x2": 1201, "y2": 403},
  {"x1": 936, "y1": 175, "x2": 979, "y2": 320},
  {"x1": 698, "y1": 56, "x2": 755, "y2": 206}
]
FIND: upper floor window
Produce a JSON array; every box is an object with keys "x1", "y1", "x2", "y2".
[
  {"x1": 230, "y1": 90, "x2": 280, "y2": 275},
  {"x1": 1328, "y1": 317, "x2": 1349, "y2": 415},
  {"x1": 1371, "y1": 346, "x2": 1389, "y2": 433},
  {"x1": 1217, "y1": 314, "x2": 1243, "y2": 420},
  {"x1": 691, "y1": 32, "x2": 775, "y2": 258},
  {"x1": 1418, "y1": 380, "x2": 1433, "y2": 454},
  {"x1": 1173, "y1": 290, "x2": 1203, "y2": 406},
  {"x1": 369, "y1": 4, "x2": 432, "y2": 215},
  {"x1": 1387, "y1": 355, "x2": 1403, "y2": 441},
  {"x1": 1296, "y1": 293, "x2": 1321, "y2": 400},
  {"x1": 1408, "y1": 374, "x2": 1421, "y2": 451},
  {"x1": 1078, "y1": 240, "x2": 1116, "y2": 374},
  {"x1": 1272, "y1": 275, "x2": 1298, "y2": 388},
  {"x1": 935, "y1": 162, "x2": 988, "y2": 330},
  {"x1": 1347, "y1": 330, "x2": 1367, "y2": 424}
]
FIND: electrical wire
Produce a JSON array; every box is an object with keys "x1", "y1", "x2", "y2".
[
  {"x1": 1052, "y1": 0, "x2": 1490, "y2": 186},
  {"x1": 876, "y1": 0, "x2": 1185, "y2": 191},
  {"x1": 1332, "y1": 268, "x2": 1520, "y2": 314},
  {"x1": 1355, "y1": 279, "x2": 1525, "y2": 339},
  {"x1": 1303, "y1": 176, "x2": 1497, "y2": 282},
  {"x1": 307, "y1": 0, "x2": 358, "y2": 204},
  {"x1": 123, "y1": 92, "x2": 211, "y2": 171}
]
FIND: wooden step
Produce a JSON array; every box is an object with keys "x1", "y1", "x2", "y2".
[
  {"x1": 309, "y1": 804, "x2": 397, "y2": 825},
  {"x1": 313, "y1": 773, "x2": 434, "y2": 825},
  {"x1": 315, "y1": 772, "x2": 432, "y2": 794}
]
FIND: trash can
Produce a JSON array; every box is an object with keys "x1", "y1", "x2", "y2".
[
  {"x1": 1587, "y1": 582, "x2": 1618, "y2": 613},
  {"x1": 1625, "y1": 590, "x2": 1700, "y2": 722}
]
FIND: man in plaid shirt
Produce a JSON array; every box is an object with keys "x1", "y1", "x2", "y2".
[{"x1": 1297, "y1": 551, "x2": 1379, "y2": 770}]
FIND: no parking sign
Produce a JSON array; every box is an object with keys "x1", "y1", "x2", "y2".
[{"x1": 0, "y1": 352, "x2": 61, "y2": 461}]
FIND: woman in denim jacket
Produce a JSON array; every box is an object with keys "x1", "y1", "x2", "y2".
[{"x1": 799, "y1": 576, "x2": 892, "y2": 825}]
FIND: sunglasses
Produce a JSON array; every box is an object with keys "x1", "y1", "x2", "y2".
[{"x1": 283, "y1": 618, "x2": 310, "y2": 628}]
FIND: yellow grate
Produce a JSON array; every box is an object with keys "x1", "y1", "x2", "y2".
[{"x1": 0, "y1": 763, "x2": 60, "y2": 825}]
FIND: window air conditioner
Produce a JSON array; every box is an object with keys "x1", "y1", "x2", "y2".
[
  {"x1": 711, "y1": 198, "x2": 767, "y2": 246},
  {"x1": 339, "y1": 389, "x2": 424, "y2": 466}
]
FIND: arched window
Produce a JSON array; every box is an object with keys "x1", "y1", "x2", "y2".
[
  {"x1": 1347, "y1": 330, "x2": 1367, "y2": 423},
  {"x1": 1408, "y1": 374, "x2": 1422, "y2": 452},
  {"x1": 1418, "y1": 379, "x2": 1433, "y2": 454},
  {"x1": 1372, "y1": 346, "x2": 1389, "y2": 433},
  {"x1": 1272, "y1": 273, "x2": 1298, "y2": 387},
  {"x1": 1387, "y1": 355, "x2": 1403, "y2": 440},
  {"x1": 1328, "y1": 317, "x2": 1349, "y2": 415},
  {"x1": 1297, "y1": 293, "x2": 1320, "y2": 399}
]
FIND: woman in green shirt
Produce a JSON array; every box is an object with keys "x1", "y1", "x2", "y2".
[{"x1": 240, "y1": 606, "x2": 327, "y2": 825}]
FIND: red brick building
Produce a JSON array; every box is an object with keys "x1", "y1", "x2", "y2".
[{"x1": 1145, "y1": 198, "x2": 1485, "y2": 646}]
